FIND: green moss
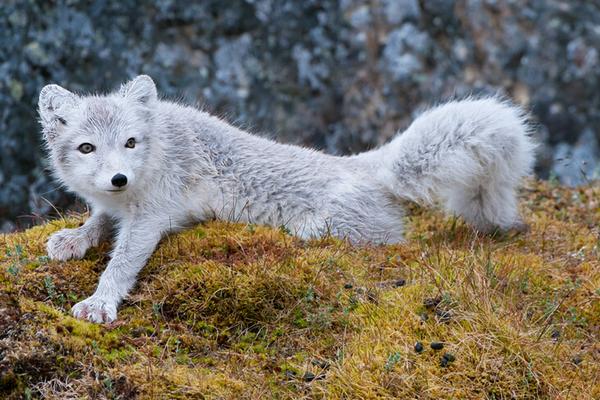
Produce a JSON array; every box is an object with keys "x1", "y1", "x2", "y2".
[{"x1": 1, "y1": 181, "x2": 599, "y2": 398}]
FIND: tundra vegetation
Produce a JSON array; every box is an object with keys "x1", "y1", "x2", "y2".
[{"x1": 1, "y1": 180, "x2": 599, "y2": 399}]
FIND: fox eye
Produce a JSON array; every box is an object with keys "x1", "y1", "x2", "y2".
[
  {"x1": 78, "y1": 143, "x2": 95, "y2": 154},
  {"x1": 125, "y1": 138, "x2": 136, "y2": 148}
]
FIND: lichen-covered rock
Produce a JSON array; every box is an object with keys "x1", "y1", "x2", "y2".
[
  {"x1": 0, "y1": 180, "x2": 599, "y2": 398},
  {"x1": 1, "y1": 0, "x2": 599, "y2": 229}
]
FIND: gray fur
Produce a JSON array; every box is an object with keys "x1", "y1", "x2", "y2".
[{"x1": 38, "y1": 75, "x2": 536, "y2": 322}]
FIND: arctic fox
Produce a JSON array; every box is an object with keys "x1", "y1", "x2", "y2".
[{"x1": 38, "y1": 75, "x2": 535, "y2": 323}]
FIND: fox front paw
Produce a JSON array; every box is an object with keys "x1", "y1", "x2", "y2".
[
  {"x1": 47, "y1": 228, "x2": 91, "y2": 261},
  {"x1": 71, "y1": 296, "x2": 117, "y2": 323}
]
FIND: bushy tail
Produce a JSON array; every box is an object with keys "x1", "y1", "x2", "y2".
[{"x1": 362, "y1": 98, "x2": 536, "y2": 232}]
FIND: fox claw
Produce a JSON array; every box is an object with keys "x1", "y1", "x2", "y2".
[
  {"x1": 47, "y1": 228, "x2": 91, "y2": 261},
  {"x1": 71, "y1": 296, "x2": 117, "y2": 323}
]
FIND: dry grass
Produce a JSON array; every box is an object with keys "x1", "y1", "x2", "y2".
[{"x1": 1, "y1": 180, "x2": 599, "y2": 399}]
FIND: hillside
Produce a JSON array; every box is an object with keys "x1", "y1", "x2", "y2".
[
  {"x1": 1, "y1": 180, "x2": 599, "y2": 399},
  {"x1": 3, "y1": 0, "x2": 600, "y2": 228}
]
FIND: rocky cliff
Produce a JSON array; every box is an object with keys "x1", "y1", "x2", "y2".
[{"x1": 1, "y1": 0, "x2": 599, "y2": 229}]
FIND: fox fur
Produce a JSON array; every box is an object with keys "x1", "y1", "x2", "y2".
[{"x1": 38, "y1": 75, "x2": 536, "y2": 322}]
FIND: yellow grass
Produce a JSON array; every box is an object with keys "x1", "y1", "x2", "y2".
[{"x1": 1, "y1": 180, "x2": 599, "y2": 399}]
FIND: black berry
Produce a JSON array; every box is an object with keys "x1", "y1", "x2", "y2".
[
  {"x1": 430, "y1": 342, "x2": 444, "y2": 350},
  {"x1": 414, "y1": 341, "x2": 424, "y2": 353}
]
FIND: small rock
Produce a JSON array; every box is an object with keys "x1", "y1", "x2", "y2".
[
  {"x1": 366, "y1": 290, "x2": 378, "y2": 303},
  {"x1": 423, "y1": 297, "x2": 442, "y2": 309},
  {"x1": 435, "y1": 309, "x2": 452, "y2": 322},
  {"x1": 551, "y1": 129, "x2": 600, "y2": 186},
  {"x1": 302, "y1": 371, "x2": 316, "y2": 382},
  {"x1": 131, "y1": 327, "x2": 146, "y2": 338},
  {"x1": 376, "y1": 279, "x2": 406, "y2": 288},
  {"x1": 8, "y1": 79, "x2": 23, "y2": 101},
  {"x1": 382, "y1": 23, "x2": 431, "y2": 82},
  {"x1": 311, "y1": 359, "x2": 330, "y2": 369},
  {"x1": 414, "y1": 341, "x2": 424, "y2": 353},
  {"x1": 383, "y1": 0, "x2": 421, "y2": 24},
  {"x1": 349, "y1": 5, "x2": 370, "y2": 29},
  {"x1": 285, "y1": 370, "x2": 297, "y2": 379},
  {"x1": 430, "y1": 342, "x2": 444, "y2": 350},
  {"x1": 24, "y1": 41, "x2": 50, "y2": 66},
  {"x1": 393, "y1": 279, "x2": 406, "y2": 288},
  {"x1": 440, "y1": 352, "x2": 455, "y2": 367},
  {"x1": 571, "y1": 355, "x2": 583, "y2": 365}
]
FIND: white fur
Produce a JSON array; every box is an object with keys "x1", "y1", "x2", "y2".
[{"x1": 38, "y1": 75, "x2": 536, "y2": 322}]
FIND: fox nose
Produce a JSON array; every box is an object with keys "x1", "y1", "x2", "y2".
[{"x1": 111, "y1": 173, "x2": 128, "y2": 188}]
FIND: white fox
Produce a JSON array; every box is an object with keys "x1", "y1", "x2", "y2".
[{"x1": 38, "y1": 75, "x2": 535, "y2": 322}]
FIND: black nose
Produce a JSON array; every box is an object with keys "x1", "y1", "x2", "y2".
[{"x1": 111, "y1": 173, "x2": 128, "y2": 188}]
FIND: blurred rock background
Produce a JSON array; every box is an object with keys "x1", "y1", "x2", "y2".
[{"x1": 0, "y1": 0, "x2": 599, "y2": 231}]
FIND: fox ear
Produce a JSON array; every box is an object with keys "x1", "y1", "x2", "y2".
[
  {"x1": 38, "y1": 84, "x2": 78, "y2": 142},
  {"x1": 119, "y1": 75, "x2": 157, "y2": 105}
]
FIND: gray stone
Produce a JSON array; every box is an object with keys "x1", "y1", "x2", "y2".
[
  {"x1": 382, "y1": 24, "x2": 431, "y2": 82},
  {"x1": 552, "y1": 130, "x2": 600, "y2": 186},
  {"x1": 383, "y1": 0, "x2": 420, "y2": 24},
  {"x1": 214, "y1": 34, "x2": 253, "y2": 100}
]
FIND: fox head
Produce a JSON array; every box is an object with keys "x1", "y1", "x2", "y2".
[{"x1": 38, "y1": 75, "x2": 158, "y2": 202}]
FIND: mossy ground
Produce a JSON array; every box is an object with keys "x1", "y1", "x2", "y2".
[{"x1": 1, "y1": 180, "x2": 599, "y2": 399}]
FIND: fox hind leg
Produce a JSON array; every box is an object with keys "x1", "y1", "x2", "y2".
[{"x1": 445, "y1": 180, "x2": 526, "y2": 234}]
